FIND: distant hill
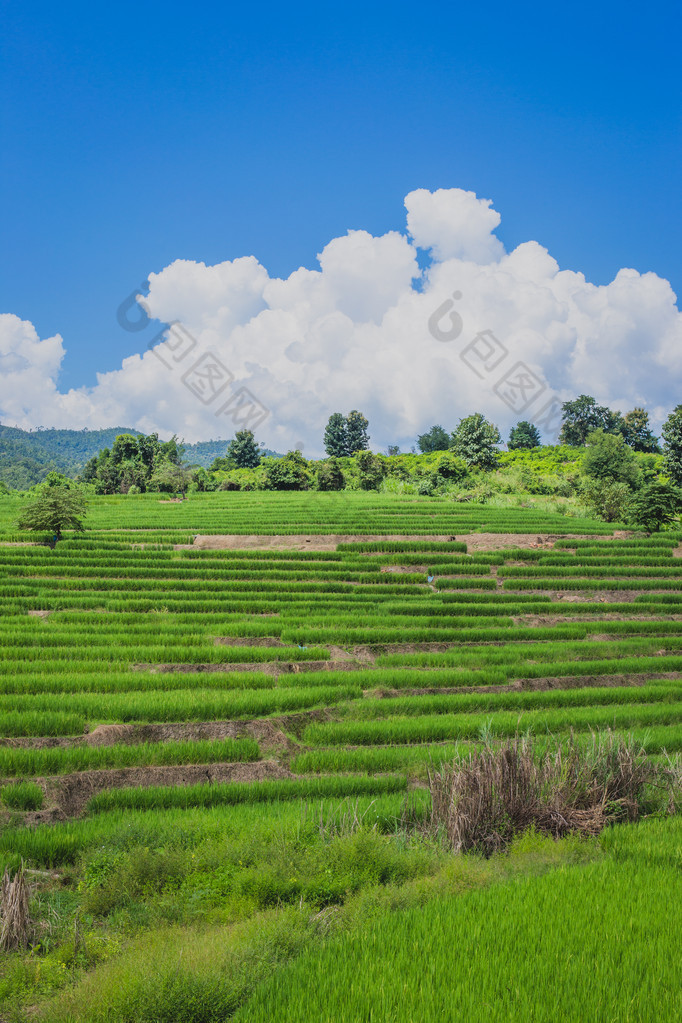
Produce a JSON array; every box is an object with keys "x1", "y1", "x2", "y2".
[{"x1": 0, "y1": 424, "x2": 280, "y2": 488}]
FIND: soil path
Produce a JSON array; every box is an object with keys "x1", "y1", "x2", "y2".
[{"x1": 175, "y1": 532, "x2": 632, "y2": 553}]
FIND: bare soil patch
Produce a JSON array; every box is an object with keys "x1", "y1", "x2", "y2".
[
  {"x1": 2, "y1": 719, "x2": 298, "y2": 755},
  {"x1": 368, "y1": 671, "x2": 682, "y2": 699},
  {"x1": 134, "y1": 658, "x2": 369, "y2": 675},
  {"x1": 27, "y1": 609, "x2": 51, "y2": 619},
  {"x1": 174, "y1": 532, "x2": 632, "y2": 553},
  {"x1": 512, "y1": 612, "x2": 682, "y2": 626},
  {"x1": 508, "y1": 590, "x2": 643, "y2": 603}
]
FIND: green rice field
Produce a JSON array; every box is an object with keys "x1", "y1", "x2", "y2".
[{"x1": 0, "y1": 490, "x2": 680, "y2": 1021}]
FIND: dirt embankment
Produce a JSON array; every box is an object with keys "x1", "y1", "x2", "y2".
[
  {"x1": 2, "y1": 719, "x2": 297, "y2": 753},
  {"x1": 175, "y1": 532, "x2": 633, "y2": 553},
  {"x1": 33, "y1": 759, "x2": 293, "y2": 818}
]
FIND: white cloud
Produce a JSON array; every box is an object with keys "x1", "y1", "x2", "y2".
[
  {"x1": 2, "y1": 187, "x2": 681, "y2": 454},
  {"x1": 405, "y1": 187, "x2": 505, "y2": 263}
]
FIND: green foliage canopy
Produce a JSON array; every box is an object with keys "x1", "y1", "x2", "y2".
[
  {"x1": 417, "y1": 425, "x2": 450, "y2": 453},
  {"x1": 662, "y1": 405, "x2": 682, "y2": 486},
  {"x1": 581, "y1": 430, "x2": 640, "y2": 487},
  {"x1": 227, "y1": 430, "x2": 262, "y2": 468},
  {"x1": 450, "y1": 414, "x2": 501, "y2": 471},
  {"x1": 17, "y1": 483, "x2": 87, "y2": 540},
  {"x1": 508, "y1": 421, "x2": 541, "y2": 450},
  {"x1": 559, "y1": 395, "x2": 618, "y2": 446},
  {"x1": 628, "y1": 481, "x2": 682, "y2": 532}
]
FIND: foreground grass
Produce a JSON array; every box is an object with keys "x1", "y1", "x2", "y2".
[
  {"x1": 5, "y1": 817, "x2": 678, "y2": 1022},
  {"x1": 24, "y1": 827, "x2": 597, "y2": 1023},
  {"x1": 236, "y1": 820, "x2": 682, "y2": 1022}
]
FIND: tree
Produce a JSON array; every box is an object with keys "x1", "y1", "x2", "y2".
[
  {"x1": 450, "y1": 414, "x2": 501, "y2": 471},
  {"x1": 417, "y1": 425, "x2": 450, "y2": 454},
  {"x1": 17, "y1": 484, "x2": 86, "y2": 541},
  {"x1": 148, "y1": 462, "x2": 193, "y2": 496},
  {"x1": 137, "y1": 433, "x2": 161, "y2": 471},
  {"x1": 354, "y1": 450, "x2": 385, "y2": 490},
  {"x1": 323, "y1": 414, "x2": 348, "y2": 457},
  {"x1": 559, "y1": 395, "x2": 618, "y2": 446},
  {"x1": 324, "y1": 410, "x2": 370, "y2": 456},
  {"x1": 386, "y1": 445, "x2": 400, "y2": 456},
  {"x1": 111, "y1": 434, "x2": 140, "y2": 464},
  {"x1": 620, "y1": 408, "x2": 660, "y2": 453},
  {"x1": 581, "y1": 430, "x2": 640, "y2": 487},
  {"x1": 662, "y1": 406, "x2": 682, "y2": 485},
  {"x1": 581, "y1": 480, "x2": 631, "y2": 523},
  {"x1": 629, "y1": 481, "x2": 682, "y2": 532},
  {"x1": 264, "y1": 450, "x2": 311, "y2": 491},
  {"x1": 345, "y1": 410, "x2": 370, "y2": 455},
  {"x1": 158, "y1": 436, "x2": 184, "y2": 465},
  {"x1": 316, "y1": 457, "x2": 345, "y2": 491},
  {"x1": 227, "y1": 430, "x2": 261, "y2": 468},
  {"x1": 508, "y1": 421, "x2": 541, "y2": 450}
]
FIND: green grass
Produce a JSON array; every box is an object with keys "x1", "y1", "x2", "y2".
[
  {"x1": 87, "y1": 774, "x2": 408, "y2": 813},
  {"x1": 0, "y1": 780, "x2": 43, "y2": 810},
  {"x1": 0, "y1": 737, "x2": 260, "y2": 777},
  {"x1": 234, "y1": 820, "x2": 682, "y2": 1022}
]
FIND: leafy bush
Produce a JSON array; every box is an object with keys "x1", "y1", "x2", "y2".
[
  {"x1": 580, "y1": 478, "x2": 631, "y2": 522},
  {"x1": 263, "y1": 451, "x2": 311, "y2": 491},
  {"x1": 628, "y1": 481, "x2": 682, "y2": 532},
  {"x1": 581, "y1": 430, "x2": 640, "y2": 486},
  {"x1": 316, "y1": 458, "x2": 345, "y2": 491},
  {"x1": 353, "y1": 451, "x2": 386, "y2": 491},
  {"x1": 450, "y1": 413, "x2": 501, "y2": 471}
]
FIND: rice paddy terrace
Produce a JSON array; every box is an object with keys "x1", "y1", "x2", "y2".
[{"x1": 1, "y1": 491, "x2": 681, "y2": 1020}]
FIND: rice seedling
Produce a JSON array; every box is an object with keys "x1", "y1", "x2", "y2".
[{"x1": 87, "y1": 774, "x2": 407, "y2": 813}]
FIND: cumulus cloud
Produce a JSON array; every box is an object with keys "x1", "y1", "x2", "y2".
[{"x1": 2, "y1": 187, "x2": 681, "y2": 453}]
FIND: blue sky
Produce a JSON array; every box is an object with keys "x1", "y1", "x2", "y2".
[{"x1": 1, "y1": 0, "x2": 681, "y2": 445}]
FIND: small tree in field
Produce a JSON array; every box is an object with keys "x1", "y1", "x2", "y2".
[
  {"x1": 17, "y1": 484, "x2": 87, "y2": 541},
  {"x1": 581, "y1": 479, "x2": 631, "y2": 523},
  {"x1": 559, "y1": 395, "x2": 618, "y2": 446},
  {"x1": 620, "y1": 408, "x2": 660, "y2": 453},
  {"x1": 148, "y1": 462, "x2": 193, "y2": 497},
  {"x1": 345, "y1": 410, "x2": 370, "y2": 455},
  {"x1": 581, "y1": 430, "x2": 640, "y2": 487},
  {"x1": 354, "y1": 450, "x2": 386, "y2": 490}
]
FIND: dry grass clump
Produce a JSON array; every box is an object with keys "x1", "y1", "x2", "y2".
[
  {"x1": 428, "y1": 734, "x2": 666, "y2": 855},
  {"x1": 0, "y1": 864, "x2": 32, "y2": 950}
]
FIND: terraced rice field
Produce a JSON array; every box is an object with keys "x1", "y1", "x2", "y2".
[
  {"x1": 0, "y1": 492, "x2": 680, "y2": 828},
  {"x1": 2, "y1": 490, "x2": 681, "y2": 1019}
]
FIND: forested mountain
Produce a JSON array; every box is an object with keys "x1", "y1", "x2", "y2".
[{"x1": 0, "y1": 424, "x2": 277, "y2": 488}]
